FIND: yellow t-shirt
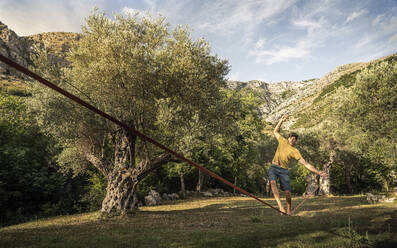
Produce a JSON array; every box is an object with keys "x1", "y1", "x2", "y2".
[{"x1": 272, "y1": 136, "x2": 302, "y2": 169}]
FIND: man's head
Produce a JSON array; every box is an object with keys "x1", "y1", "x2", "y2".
[{"x1": 288, "y1": 132, "x2": 299, "y2": 146}]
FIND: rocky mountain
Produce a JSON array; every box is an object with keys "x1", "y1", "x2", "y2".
[
  {"x1": 0, "y1": 21, "x2": 80, "y2": 79},
  {"x1": 228, "y1": 54, "x2": 395, "y2": 130},
  {"x1": 27, "y1": 31, "x2": 81, "y2": 67},
  {"x1": 0, "y1": 21, "x2": 32, "y2": 78},
  {"x1": 0, "y1": 20, "x2": 395, "y2": 129}
]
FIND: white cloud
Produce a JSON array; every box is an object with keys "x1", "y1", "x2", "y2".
[
  {"x1": 388, "y1": 33, "x2": 397, "y2": 43},
  {"x1": 138, "y1": 0, "x2": 192, "y2": 22},
  {"x1": 248, "y1": 0, "x2": 342, "y2": 66},
  {"x1": 372, "y1": 13, "x2": 397, "y2": 31},
  {"x1": 189, "y1": 0, "x2": 297, "y2": 35},
  {"x1": 359, "y1": 12, "x2": 397, "y2": 50},
  {"x1": 372, "y1": 13, "x2": 386, "y2": 26},
  {"x1": 122, "y1": 7, "x2": 139, "y2": 15},
  {"x1": 135, "y1": 0, "x2": 172, "y2": 17},
  {"x1": 255, "y1": 39, "x2": 266, "y2": 49},
  {"x1": 345, "y1": 9, "x2": 367, "y2": 24},
  {"x1": 355, "y1": 36, "x2": 372, "y2": 48},
  {"x1": 251, "y1": 40, "x2": 313, "y2": 65},
  {"x1": 293, "y1": 17, "x2": 326, "y2": 35},
  {"x1": 250, "y1": 10, "x2": 331, "y2": 65},
  {"x1": 0, "y1": 0, "x2": 100, "y2": 36},
  {"x1": 381, "y1": 16, "x2": 397, "y2": 31}
]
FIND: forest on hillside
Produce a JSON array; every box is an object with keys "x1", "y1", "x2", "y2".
[{"x1": 0, "y1": 12, "x2": 396, "y2": 226}]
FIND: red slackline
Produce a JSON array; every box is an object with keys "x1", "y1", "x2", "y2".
[
  {"x1": 290, "y1": 197, "x2": 310, "y2": 215},
  {"x1": 0, "y1": 53, "x2": 284, "y2": 215}
]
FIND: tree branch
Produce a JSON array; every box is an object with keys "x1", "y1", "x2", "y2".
[
  {"x1": 137, "y1": 153, "x2": 179, "y2": 180},
  {"x1": 86, "y1": 153, "x2": 110, "y2": 175}
]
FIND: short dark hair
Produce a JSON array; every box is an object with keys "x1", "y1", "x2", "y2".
[{"x1": 289, "y1": 132, "x2": 299, "y2": 140}]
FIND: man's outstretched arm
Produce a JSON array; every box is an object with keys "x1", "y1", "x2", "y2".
[
  {"x1": 273, "y1": 114, "x2": 288, "y2": 140},
  {"x1": 299, "y1": 158, "x2": 328, "y2": 177}
]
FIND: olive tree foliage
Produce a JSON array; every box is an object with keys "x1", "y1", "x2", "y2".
[
  {"x1": 323, "y1": 59, "x2": 397, "y2": 191},
  {"x1": 220, "y1": 88, "x2": 265, "y2": 192},
  {"x1": 163, "y1": 88, "x2": 265, "y2": 196},
  {"x1": 163, "y1": 114, "x2": 208, "y2": 197},
  {"x1": 29, "y1": 12, "x2": 230, "y2": 213}
]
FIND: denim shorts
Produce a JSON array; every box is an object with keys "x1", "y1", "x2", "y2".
[{"x1": 268, "y1": 164, "x2": 291, "y2": 191}]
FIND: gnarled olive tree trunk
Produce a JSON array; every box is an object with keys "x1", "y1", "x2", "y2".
[
  {"x1": 303, "y1": 151, "x2": 335, "y2": 196},
  {"x1": 318, "y1": 153, "x2": 335, "y2": 195},
  {"x1": 101, "y1": 168, "x2": 139, "y2": 213},
  {"x1": 86, "y1": 128, "x2": 176, "y2": 214},
  {"x1": 100, "y1": 153, "x2": 175, "y2": 213},
  {"x1": 303, "y1": 173, "x2": 319, "y2": 196}
]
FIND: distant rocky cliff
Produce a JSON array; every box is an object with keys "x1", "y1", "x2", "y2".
[
  {"x1": 0, "y1": 21, "x2": 80, "y2": 78},
  {"x1": 227, "y1": 58, "x2": 376, "y2": 129},
  {"x1": 0, "y1": 21, "x2": 32, "y2": 78}
]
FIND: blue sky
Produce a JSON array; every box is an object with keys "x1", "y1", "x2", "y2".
[{"x1": 1, "y1": 0, "x2": 396, "y2": 82}]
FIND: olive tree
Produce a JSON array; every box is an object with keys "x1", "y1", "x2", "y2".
[
  {"x1": 321, "y1": 58, "x2": 397, "y2": 192},
  {"x1": 338, "y1": 60, "x2": 397, "y2": 190},
  {"x1": 31, "y1": 11, "x2": 230, "y2": 214}
]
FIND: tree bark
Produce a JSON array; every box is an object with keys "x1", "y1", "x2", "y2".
[
  {"x1": 100, "y1": 153, "x2": 175, "y2": 214},
  {"x1": 318, "y1": 151, "x2": 335, "y2": 196},
  {"x1": 318, "y1": 164, "x2": 331, "y2": 195},
  {"x1": 179, "y1": 173, "x2": 186, "y2": 198},
  {"x1": 83, "y1": 125, "x2": 179, "y2": 214},
  {"x1": 266, "y1": 178, "x2": 271, "y2": 197},
  {"x1": 196, "y1": 169, "x2": 204, "y2": 193},
  {"x1": 101, "y1": 168, "x2": 138, "y2": 214},
  {"x1": 303, "y1": 151, "x2": 335, "y2": 196},
  {"x1": 303, "y1": 173, "x2": 319, "y2": 196}
]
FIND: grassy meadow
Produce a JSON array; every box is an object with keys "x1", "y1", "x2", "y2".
[{"x1": 0, "y1": 194, "x2": 396, "y2": 248}]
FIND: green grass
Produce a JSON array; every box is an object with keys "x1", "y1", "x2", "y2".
[{"x1": 1, "y1": 195, "x2": 396, "y2": 248}]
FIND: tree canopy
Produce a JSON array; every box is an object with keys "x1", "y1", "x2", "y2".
[
  {"x1": 30, "y1": 11, "x2": 232, "y2": 213},
  {"x1": 312, "y1": 58, "x2": 397, "y2": 192}
]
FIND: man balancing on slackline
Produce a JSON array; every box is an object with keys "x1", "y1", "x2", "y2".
[{"x1": 269, "y1": 114, "x2": 328, "y2": 215}]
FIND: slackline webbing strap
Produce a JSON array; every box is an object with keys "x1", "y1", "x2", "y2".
[
  {"x1": 291, "y1": 197, "x2": 309, "y2": 216},
  {"x1": 0, "y1": 53, "x2": 284, "y2": 214}
]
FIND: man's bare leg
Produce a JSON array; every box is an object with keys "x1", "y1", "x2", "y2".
[
  {"x1": 270, "y1": 180, "x2": 285, "y2": 215},
  {"x1": 285, "y1": 190, "x2": 291, "y2": 215}
]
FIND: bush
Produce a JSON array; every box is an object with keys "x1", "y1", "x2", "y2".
[{"x1": 0, "y1": 93, "x2": 85, "y2": 226}]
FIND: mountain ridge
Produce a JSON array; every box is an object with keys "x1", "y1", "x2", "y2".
[{"x1": 228, "y1": 52, "x2": 395, "y2": 130}]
